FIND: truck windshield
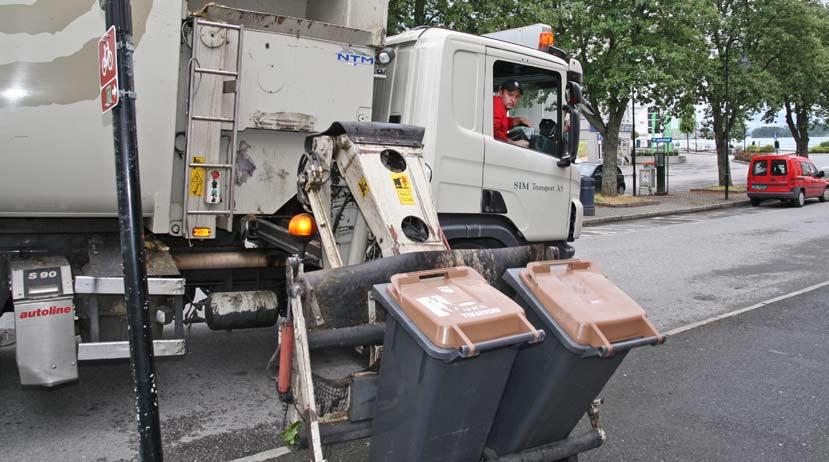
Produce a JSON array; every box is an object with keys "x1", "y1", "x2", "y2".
[{"x1": 493, "y1": 60, "x2": 562, "y2": 157}]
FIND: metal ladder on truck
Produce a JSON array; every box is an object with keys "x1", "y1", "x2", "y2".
[{"x1": 183, "y1": 19, "x2": 244, "y2": 239}]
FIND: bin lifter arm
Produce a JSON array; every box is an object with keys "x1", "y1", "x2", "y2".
[
  {"x1": 298, "y1": 141, "x2": 344, "y2": 269},
  {"x1": 287, "y1": 255, "x2": 326, "y2": 462}
]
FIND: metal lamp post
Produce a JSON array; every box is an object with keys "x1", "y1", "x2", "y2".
[
  {"x1": 102, "y1": 0, "x2": 163, "y2": 460},
  {"x1": 724, "y1": 45, "x2": 731, "y2": 200},
  {"x1": 631, "y1": 90, "x2": 637, "y2": 196}
]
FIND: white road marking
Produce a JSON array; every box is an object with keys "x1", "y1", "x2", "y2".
[
  {"x1": 227, "y1": 447, "x2": 292, "y2": 462},
  {"x1": 666, "y1": 280, "x2": 829, "y2": 337}
]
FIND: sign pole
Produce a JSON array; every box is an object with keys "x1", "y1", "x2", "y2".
[
  {"x1": 102, "y1": 1, "x2": 163, "y2": 460},
  {"x1": 631, "y1": 92, "x2": 637, "y2": 196}
]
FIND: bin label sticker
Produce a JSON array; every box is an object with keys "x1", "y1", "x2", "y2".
[
  {"x1": 460, "y1": 307, "x2": 501, "y2": 319},
  {"x1": 416, "y1": 295, "x2": 450, "y2": 318},
  {"x1": 390, "y1": 173, "x2": 415, "y2": 205},
  {"x1": 437, "y1": 286, "x2": 455, "y2": 294}
]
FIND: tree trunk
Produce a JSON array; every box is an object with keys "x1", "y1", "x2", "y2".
[
  {"x1": 712, "y1": 107, "x2": 731, "y2": 187},
  {"x1": 797, "y1": 107, "x2": 809, "y2": 157},
  {"x1": 601, "y1": 108, "x2": 625, "y2": 196},
  {"x1": 414, "y1": 0, "x2": 426, "y2": 26}
]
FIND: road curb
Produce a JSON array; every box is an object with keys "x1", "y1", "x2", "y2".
[{"x1": 584, "y1": 199, "x2": 751, "y2": 226}]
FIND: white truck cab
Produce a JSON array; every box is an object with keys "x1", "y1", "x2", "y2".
[{"x1": 373, "y1": 26, "x2": 584, "y2": 253}]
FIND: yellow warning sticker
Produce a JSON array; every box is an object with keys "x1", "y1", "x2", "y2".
[
  {"x1": 390, "y1": 173, "x2": 415, "y2": 205},
  {"x1": 358, "y1": 176, "x2": 370, "y2": 197},
  {"x1": 190, "y1": 156, "x2": 205, "y2": 197}
]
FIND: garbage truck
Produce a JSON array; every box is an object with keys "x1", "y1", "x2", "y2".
[
  {"x1": 0, "y1": 1, "x2": 667, "y2": 461},
  {"x1": 0, "y1": 0, "x2": 583, "y2": 384}
]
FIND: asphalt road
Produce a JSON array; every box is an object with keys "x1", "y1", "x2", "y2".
[
  {"x1": 577, "y1": 200, "x2": 829, "y2": 330},
  {"x1": 1, "y1": 199, "x2": 828, "y2": 461},
  {"x1": 581, "y1": 286, "x2": 829, "y2": 462}
]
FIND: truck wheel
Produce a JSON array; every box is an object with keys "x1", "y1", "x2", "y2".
[
  {"x1": 794, "y1": 190, "x2": 806, "y2": 208},
  {"x1": 819, "y1": 188, "x2": 827, "y2": 202}
]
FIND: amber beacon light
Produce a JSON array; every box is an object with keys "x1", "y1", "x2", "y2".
[
  {"x1": 538, "y1": 31, "x2": 555, "y2": 49},
  {"x1": 288, "y1": 213, "x2": 316, "y2": 237}
]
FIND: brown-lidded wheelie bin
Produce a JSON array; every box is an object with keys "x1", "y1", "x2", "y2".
[
  {"x1": 369, "y1": 266, "x2": 544, "y2": 462},
  {"x1": 486, "y1": 259, "x2": 665, "y2": 456}
]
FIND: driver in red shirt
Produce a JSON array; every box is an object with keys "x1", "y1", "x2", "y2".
[{"x1": 493, "y1": 80, "x2": 532, "y2": 147}]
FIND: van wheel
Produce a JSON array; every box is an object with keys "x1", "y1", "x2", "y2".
[
  {"x1": 750, "y1": 199, "x2": 761, "y2": 207},
  {"x1": 794, "y1": 190, "x2": 806, "y2": 208},
  {"x1": 819, "y1": 188, "x2": 827, "y2": 202}
]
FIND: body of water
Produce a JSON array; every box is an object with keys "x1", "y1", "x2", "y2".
[{"x1": 672, "y1": 136, "x2": 829, "y2": 152}]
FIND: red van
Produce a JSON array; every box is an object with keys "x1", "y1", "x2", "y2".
[{"x1": 747, "y1": 154, "x2": 827, "y2": 207}]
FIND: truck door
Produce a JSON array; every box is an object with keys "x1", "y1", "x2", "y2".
[{"x1": 483, "y1": 48, "x2": 571, "y2": 242}]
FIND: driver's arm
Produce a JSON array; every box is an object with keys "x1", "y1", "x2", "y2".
[
  {"x1": 508, "y1": 138, "x2": 530, "y2": 148},
  {"x1": 511, "y1": 116, "x2": 533, "y2": 127}
]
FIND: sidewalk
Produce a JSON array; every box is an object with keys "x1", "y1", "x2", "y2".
[{"x1": 585, "y1": 190, "x2": 750, "y2": 226}]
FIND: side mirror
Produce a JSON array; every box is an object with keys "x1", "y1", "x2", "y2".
[
  {"x1": 818, "y1": 170, "x2": 825, "y2": 178},
  {"x1": 558, "y1": 82, "x2": 582, "y2": 167}
]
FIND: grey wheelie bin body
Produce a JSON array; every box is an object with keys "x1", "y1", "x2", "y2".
[
  {"x1": 486, "y1": 260, "x2": 664, "y2": 456},
  {"x1": 369, "y1": 267, "x2": 542, "y2": 462}
]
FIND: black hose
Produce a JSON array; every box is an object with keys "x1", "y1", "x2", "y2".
[{"x1": 492, "y1": 429, "x2": 605, "y2": 462}]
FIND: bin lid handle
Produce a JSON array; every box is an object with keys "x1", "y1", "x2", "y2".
[{"x1": 526, "y1": 259, "x2": 593, "y2": 287}]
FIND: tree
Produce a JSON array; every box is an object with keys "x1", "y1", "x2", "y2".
[
  {"x1": 549, "y1": 1, "x2": 703, "y2": 196},
  {"x1": 760, "y1": 1, "x2": 829, "y2": 157},
  {"x1": 692, "y1": 0, "x2": 789, "y2": 185},
  {"x1": 387, "y1": 1, "x2": 539, "y2": 35},
  {"x1": 731, "y1": 117, "x2": 747, "y2": 146},
  {"x1": 678, "y1": 107, "x2": 697, "y2": 152}
]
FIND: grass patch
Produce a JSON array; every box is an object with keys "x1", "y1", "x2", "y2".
[
  {"x1": 694, "y1": 184, "x2": 747, "y2": 193},
  {"x1": 595, "y1": 194, "x2": 656, "y2": 206}
]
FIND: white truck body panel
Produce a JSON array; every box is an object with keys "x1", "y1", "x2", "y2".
[
  {"x1": 0, "y1": 0, "x2": 183, "y2": 234},
  {"x1": 0, "y1": 0, "x2": 386, "y2": 238}
]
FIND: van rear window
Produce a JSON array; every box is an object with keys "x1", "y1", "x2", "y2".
[
  {"x1": 752, "y1": 160, "x2": 768, "y2": 176},
  {"x1": 771, "y1": 159, "x2": 787, "y2": 176}
]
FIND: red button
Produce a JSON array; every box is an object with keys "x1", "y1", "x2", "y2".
[{"x1": 211, "y1": 170, "x2": 220, "y2": 179}]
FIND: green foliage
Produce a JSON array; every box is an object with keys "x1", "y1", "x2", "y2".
[
  {"x1": 810, "y1": 144, "x2": 829, "y2": 153},
  {"x1": 751, "y1": 126, "x2": 792, "y2": 138},
  {"x1": 758, "y1": 0, "x2": 829, "y2": 155},
  {"x1": 387, "y1": 0, "x2": 540, "y2": 35},
  {"x1": 678, "y1": 107, "x2": 697, "y2": 136},
  {"x1": 730, "y1": 117, "x2": 748, "y2": 141},
  {"x1": 747, "y1": 144, "x2": 775, "y2": 153},
  {"x1": 281, "y1": 421, "x2": 302, "y2": 446},
  {"x1": 548, "y1": 0, "x2": 703, "y2": 196}
]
